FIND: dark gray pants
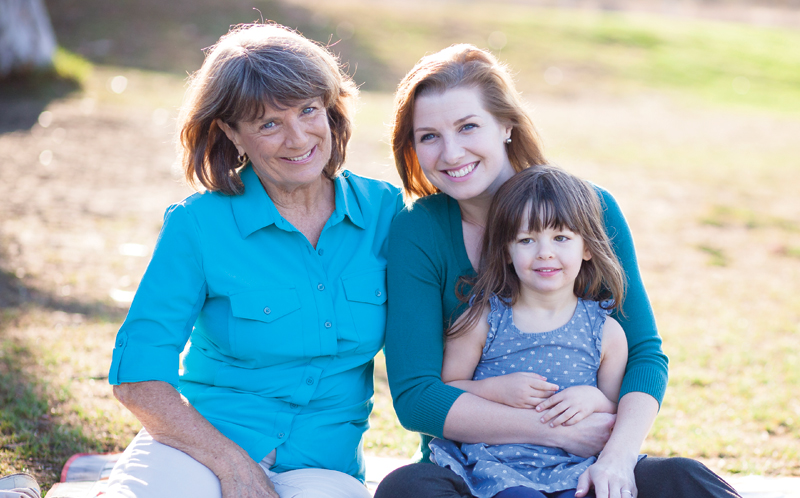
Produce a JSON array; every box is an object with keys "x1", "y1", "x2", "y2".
[{"x1": 373, "y1": 457, "x2": 742, "y2": 498}]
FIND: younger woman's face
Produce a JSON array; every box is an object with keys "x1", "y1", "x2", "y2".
[{"x1": 412, "y1": 86, "x2": 515, "y2": 202}]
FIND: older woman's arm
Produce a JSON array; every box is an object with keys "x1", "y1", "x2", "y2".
[
  {"x1": 113, "y1": 381, "x2": 278, "y2": 498},
  {"x1": 110, "y1": 203, "x2": 278, "y2": 497}
]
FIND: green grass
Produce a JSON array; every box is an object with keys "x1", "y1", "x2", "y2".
[{"x1": 306, "y1": 2, "x2": 800, "y2": 113}]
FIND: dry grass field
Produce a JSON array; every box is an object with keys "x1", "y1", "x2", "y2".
[{"x1": 1, "y1": 0, "x2": 798, "y2": 491}]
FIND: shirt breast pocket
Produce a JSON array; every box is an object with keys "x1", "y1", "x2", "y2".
[
  {"x1": 228, "y1": 288, "x2": 302, "y2": 363},
  {"x1": 341, "y1": 269, "x2": 388, "y2": 351}
]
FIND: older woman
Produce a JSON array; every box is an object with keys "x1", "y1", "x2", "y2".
[
  {"x1": 376, "y1": 45, "x2": 740, "y2": 498},
  {"x1": 106, "y1": 24, "x2": 400, "y2": 498}
]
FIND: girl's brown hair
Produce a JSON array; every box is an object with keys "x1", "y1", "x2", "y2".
[
  {"x1": 448, "y1": 166, "x2": 627, "y2": 339},
  {"x1": 391, "y1": 44, "x2": 547, "y2": 199},
  {"x1": 178, "y1": 23, "x2": 358, "y2": 195}
]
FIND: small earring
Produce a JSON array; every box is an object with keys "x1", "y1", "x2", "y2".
[
  {"x1": 504, "y1": 138, "x2": 512, "y2": 144},
  {"x1": 237, "y1": 153, "x2": 248, "y2": 166}
]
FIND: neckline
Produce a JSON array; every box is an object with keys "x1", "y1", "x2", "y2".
[
  {"x1": 447, "y1": 195, "x2": 475, "y2": 275},
  {"x1": 507, "y1": 298, "x2": 582, "y2": 336}
]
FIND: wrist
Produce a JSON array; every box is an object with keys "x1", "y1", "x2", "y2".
[{"x1": 598, "y1": 438, "x2": 640, "y2": 464}]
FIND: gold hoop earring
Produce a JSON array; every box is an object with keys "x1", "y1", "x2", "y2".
[{"x1": 237, "y1": 153, "x2": 248, "y2": 166}]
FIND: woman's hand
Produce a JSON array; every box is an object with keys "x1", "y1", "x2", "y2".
[
  {"x1": 535, "y1": 385, "x2": 616, "y2": 427},
  {"x1": 576, "y1": 450, "x2": 638, "y2": 498},
  {"x1": 485, "y1": 372, "x2": 559, "y2": 408},
  {"x1": 218, "y1": 456, "x2": 279, "y2": 498}
]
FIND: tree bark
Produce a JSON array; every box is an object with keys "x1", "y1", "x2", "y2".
[{"x1": 0, "y1": 0, "x2": 57, "y2": 77}]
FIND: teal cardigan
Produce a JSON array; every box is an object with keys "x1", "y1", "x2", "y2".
[{"x1": 385, "y1": 188, "x2": 668, "y2": 463}]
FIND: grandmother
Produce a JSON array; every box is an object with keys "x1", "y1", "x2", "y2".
[{"x1": 106, "y1": 23, "x2": 400, "y2": 498}]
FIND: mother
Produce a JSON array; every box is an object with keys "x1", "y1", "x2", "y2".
[
  {"x1": 106, "y1": 24, "x2": 400, "y2": 498},
  {"x1": 376, "y1": 45, "x2": 740, "y2": 498}
]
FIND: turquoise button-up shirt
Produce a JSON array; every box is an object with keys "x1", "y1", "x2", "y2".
[{"x1": 109, "y1": 165, "x2": 402, "y2": 481}]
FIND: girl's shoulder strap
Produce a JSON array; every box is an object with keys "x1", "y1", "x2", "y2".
[
  {"x1": 482, "y1": 294, "x2": 510, "y2": 355},
  {"x1": 577, "y1": 298, "x2": 610, "y2": 357}
]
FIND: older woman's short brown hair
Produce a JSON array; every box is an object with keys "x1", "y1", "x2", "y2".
[
  {"x1": 179, "y1": 23, "x2": 358, "y2": 195},
  {"x1": 391, "y1": 44, "x2": 547, "y2": 199}
]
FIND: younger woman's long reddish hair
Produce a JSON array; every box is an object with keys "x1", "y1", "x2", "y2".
[{"x1": 448, "y1": 166, "x2": 627, "y2": 339}]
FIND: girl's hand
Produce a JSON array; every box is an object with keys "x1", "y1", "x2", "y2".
[
  {"x1": 575, "y1": 450, "x2": 638, "y2": 498},
  {"x1": 488, "y1": 372, "x2": 559, "y2": 408},
  {"x1": 535, "y1": 385, "x2": 615, "y2": 427}
]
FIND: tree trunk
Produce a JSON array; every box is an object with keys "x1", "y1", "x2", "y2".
[{"x1": 0, "y1": 0, "x2": 57, "y2": 77}]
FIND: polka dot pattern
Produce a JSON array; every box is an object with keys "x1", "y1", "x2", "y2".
[{"x1": 429, "y1": 296, "x2": 616, "y2": 498}]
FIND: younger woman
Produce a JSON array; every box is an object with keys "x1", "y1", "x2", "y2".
[{"x1": 430, "y1": 165, "x2": 635, "y2": 498}]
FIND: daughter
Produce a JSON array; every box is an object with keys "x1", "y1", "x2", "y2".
[{"x1": 429, "y1": 166, "x2": 640, "y2": 498}]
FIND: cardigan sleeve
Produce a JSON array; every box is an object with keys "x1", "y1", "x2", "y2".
[
  {"x1": 385, "y1": 205, "x2": 465, "y2": 438},
  {"x1": 596, "y1": 186, "x2": 669, "y2": 406}
]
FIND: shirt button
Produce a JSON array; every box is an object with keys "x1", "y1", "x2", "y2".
[
  {"x1": 278, "y1": 432, "x2": 285, "y2": 438},
  {"x1": 318, "y1": 248, "x2": 324, "y2": 256},
  {"x1": 375, "y1": 289, "x2": 382, "y2": 297},
  {"x1": 263, "y1": 307, "x2": 271, "y2": 315},
  {"x1": 306, "y1": 377, "x2": 314, "y2": 385},
  {"x1": 324, "y1": 321, "x2": 332, "y2": 328},
  {"x1": 116, "y1": 339, "x2": 124, "y2": 347},
  {"x1": 289, "y1": 403, "x2": 298, "y2": 409},
  {"x1": 317, "y1": 283, "x2": 325, "y2": 291}
]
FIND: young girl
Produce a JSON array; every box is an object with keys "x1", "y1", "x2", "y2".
[{"x1": 429, "y1": 166, "x2": 639, "y2": 498}]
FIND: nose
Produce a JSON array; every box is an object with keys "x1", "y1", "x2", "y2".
[
  {"x1": 535, "y1": 240, "x2": 554, "y2": 259},
  {"x1": 441, "y1": 135, "x2": 465, "y2": 165},
  {"x1": 284, "y1": 116, "x2": 308, "y2": 148}
]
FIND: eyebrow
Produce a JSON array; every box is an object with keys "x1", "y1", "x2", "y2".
[{"x1": 414, "y1": 114, "x2": 479, "y2": 134}]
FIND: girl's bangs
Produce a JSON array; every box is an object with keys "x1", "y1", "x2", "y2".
[{"x1": 524, "y1": 194, "x2": 579, "y2": 234}]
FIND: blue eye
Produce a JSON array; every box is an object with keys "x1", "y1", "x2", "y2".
[
  {"x1": 419, "y1": 133, "x2": 435, "y2": 142},
  {"x1": 262, "y1": 121, "x2": 275, "y2": 130},
  {"x1": 461, "y1": 123, "x2": 477, "y2": 131},
  {"x1": 302, "y1": 106, "x2": 315, "y2": 114}
]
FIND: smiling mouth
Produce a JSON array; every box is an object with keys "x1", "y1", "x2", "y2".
[
  {"x1": 284, "y1": 146, "x2": 315, "y2": 162},
  {"x1": 535, "y1": 268, "x2": 561, "y2": 273},
  {"x1": 445, "y1": 162, "x2": 477, "y2": 178}
]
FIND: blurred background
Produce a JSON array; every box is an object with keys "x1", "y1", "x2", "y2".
[{"x1": 0, "y1": 0, "x2": 799, "y2": 490}]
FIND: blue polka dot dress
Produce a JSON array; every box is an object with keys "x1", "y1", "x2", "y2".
[{"x1": 429, "y1": 295, "x2": 618, "y2": 498}]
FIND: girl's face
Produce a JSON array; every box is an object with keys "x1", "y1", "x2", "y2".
[
  {"x1": 412, "y1": 86, "x2": 515, "y2": 202},
  {"x1": 508, "y1": 222, "x2": 592, "y2": 300}
]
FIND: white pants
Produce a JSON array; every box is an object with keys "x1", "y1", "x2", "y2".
[{"x1": 105, "y1": 429, "x2": 372, "y2": 498}]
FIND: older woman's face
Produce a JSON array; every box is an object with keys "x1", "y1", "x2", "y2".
[
  {"x1": 222, "y1": 97, "x2": 332, "y2": 192},
  {"x1": 412, "y1": 86, "x2": 514, "y2": 202}
]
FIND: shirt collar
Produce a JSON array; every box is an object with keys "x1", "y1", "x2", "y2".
[{"x1": 231, "y1": 166, "x2": 365, "y2": 238}]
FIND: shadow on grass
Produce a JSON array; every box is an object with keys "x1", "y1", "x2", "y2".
[
  {"x1": 44, "y1": 0, "x2": 399, "y2": 91},
  {"x1": 0, "y1": 71, "x2": 81, "y2": 134},
  {"x1": 0, "y1": 268, "x2": 125, "y2": 487}
]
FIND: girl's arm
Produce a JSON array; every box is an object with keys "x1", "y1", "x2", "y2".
[
  {"x1": 386, "y1": 204, "x2": 614, "y2": 457},
  {"x1": 442, "y1": 306, "x2": 559, "y2": 409},
  {"x1": 596, "y1": 317, "x2": 628, "y2": 403}
]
